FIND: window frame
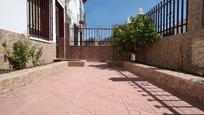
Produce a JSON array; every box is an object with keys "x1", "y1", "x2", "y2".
[{"x1": 27, "y1": 0, "x2": 53, "y2": 41}]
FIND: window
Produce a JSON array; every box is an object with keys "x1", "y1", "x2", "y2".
[{"x1": 27, "y1": 0, "x2": 52, "y2": 40}]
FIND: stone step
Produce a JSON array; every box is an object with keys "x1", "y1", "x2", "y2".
[{"x1": 68, "y1": 61, "x2": 85, "y2": 67}]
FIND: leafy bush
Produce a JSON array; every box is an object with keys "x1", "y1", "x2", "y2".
[
  {"x1": 7, "y1": 36, "x2": 31, "y2": 69},
  {"x1": 30, "y1": 46, "x2": 44, "y2": 66},
  {"x1": 2, "y1": 35, "x2": 44, "y2": 70},
  {"x1": 113, "y1": 16, "x2": 160, "y2": 53},
  {"x1": 113, "y1": 24, "x2": 135, "y2": 52}
]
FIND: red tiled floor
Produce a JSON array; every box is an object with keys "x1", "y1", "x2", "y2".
[{"x1": 0, "y1": 62, "x2": 203, "y2": 115}]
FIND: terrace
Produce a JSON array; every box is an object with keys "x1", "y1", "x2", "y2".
[
  {"x1": 0, "y1": 0, "x2": 204, "y2": 115},
  {"x1": 0, "y1": 62, "x2": 204, "y2": 115}
]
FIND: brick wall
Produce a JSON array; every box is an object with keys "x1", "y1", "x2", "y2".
[
  {"x1": 0, "y1": 29, "x2": 56, "y2": 69},
  {"x1": 137, "y1": 0, "x2": 204, "y2": 76}
]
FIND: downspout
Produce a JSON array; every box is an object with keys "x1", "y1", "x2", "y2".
[{"x1": 64, "y1": 0, "x2": 68, "y2": 59}]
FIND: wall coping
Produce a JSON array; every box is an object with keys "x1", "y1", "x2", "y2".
[
  {"x1": 125, "y1": 62, "x2": 204, "y2": 84},
  {"x1": 0, "y1": 61, "x2": 65, "y2": 78}
]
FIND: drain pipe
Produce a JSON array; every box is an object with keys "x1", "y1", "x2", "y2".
[{"x1": 64, "y1": 0, "x2": 68, "y2": 59}]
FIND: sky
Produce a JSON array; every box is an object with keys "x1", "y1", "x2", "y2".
[{"x1": 85, "y1": 0, "x2": 162, "y2": 27}]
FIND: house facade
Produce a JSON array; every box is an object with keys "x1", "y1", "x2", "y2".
[{"x1": 0, "y1": 0, "x2": 87, "y2": 69}]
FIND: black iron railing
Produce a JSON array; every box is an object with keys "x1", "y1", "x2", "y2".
[
  {"x1": 70, "y1": 28, "x2": 113, "y2": 46},
  {"x1": 146, "y1": 0, "x2": 188, "y2": 37}
]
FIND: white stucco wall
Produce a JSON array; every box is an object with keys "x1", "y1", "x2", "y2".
[
  {"x1": 0, "y1": 0, "x2": 84, "y2": 43},
  {"x1": 67, "y1": 0, "x2": 85, "y2": 45},
  {"x1": 0, "y1": 0, "x2": 59, "y2": 42},
  {"x1": 67, "y1": 0, "x2": 83, "y2": 26},
  {"x1": 0, "y1": 0, "x2": 27, "y2": 34}
]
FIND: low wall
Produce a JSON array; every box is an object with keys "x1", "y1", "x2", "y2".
[
  {"x1": 66, "y1": 46, "x2": 130, "y2": 62},
  {"x1": 138, "y1": 30, "x2": 204, "y2": 76},
  {"x1": 0, "y1": 29, "x2": 56, "y2": 69},
  {"x1": 137, "y1": 0, "x2": 204, "y2": 76},
  {"x1": 123, "y1": 62, "x2": 204, "y2": 107},
  {"x1": 0, "y1": 61, "x2": 68, "y2": 95},
  {"x1": 66, "y1": 46, "x2": 114, "y2": 61}
]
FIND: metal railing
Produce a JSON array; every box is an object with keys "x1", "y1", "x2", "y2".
[
  {"x1": 146, "y1": 0, "x2": 188, "y2": 37},
  {"x1": 69, "y1": 28, "x2": 113, "y2": 46}
]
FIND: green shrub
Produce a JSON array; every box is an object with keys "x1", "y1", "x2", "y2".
[
  {"x1": 30, "y1": 46, "x2": 44, "y2": 66},
  {"x1": 2, "y1": 35, "x2": 44, "y2": 70},
  {"x1": 113, "y1": 16, "x2": 160, "y2": 53},
  {"x1": 7, "y1": 35, "x2": 31, "y2": 69}
]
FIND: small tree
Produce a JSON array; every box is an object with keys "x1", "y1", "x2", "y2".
[{"x1": 113, "y1": 16, "x2": 159, "y2": 61}]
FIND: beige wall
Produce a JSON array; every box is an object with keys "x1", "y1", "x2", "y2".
[
  {"x1": 66, "y1": 46, "x2": 114, "y2": 61},
  {"x1": 138, "y1": 34, "x2": 183, "y2": 70},
  {"x1": 66, "y1": 46, "x2": 130, "y2": 62},
  {"x1": 137, "y1": 33, "x2": 194, "y2": 73},
  {"x1": 0, "y1": 29, "x2": 56, "y2": 69},
  {"x1": 138, "y1": 0, "x2": 204, "y2": 76}
]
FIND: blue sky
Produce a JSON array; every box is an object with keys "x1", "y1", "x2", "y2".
[{"x1": 85, "y1": 0, "x2": 161, "y2": 27}]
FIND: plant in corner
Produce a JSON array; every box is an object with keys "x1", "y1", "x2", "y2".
[{"x1": 113, "y1": 16, "x2": 160, "y2": 61}]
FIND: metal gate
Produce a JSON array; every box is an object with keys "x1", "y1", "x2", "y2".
[{"x1": 69, "y1": 27, "x2": 113, "y2": 46}]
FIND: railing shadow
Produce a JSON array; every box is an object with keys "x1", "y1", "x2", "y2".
[{"x1": 109, "y1": 70, "x2": 204, "y2": 115}]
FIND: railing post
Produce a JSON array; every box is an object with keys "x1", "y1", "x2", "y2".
[{"x1": 80, "y1": 30, "x2": 83, "y2": 46}]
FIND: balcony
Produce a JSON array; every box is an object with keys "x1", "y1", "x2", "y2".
[{"x1": 78, "y1": 13, "x2": 86, "y2": 25}]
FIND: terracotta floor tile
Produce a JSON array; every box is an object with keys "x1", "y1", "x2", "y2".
[{"x1": 0, "y1": 62, "x2": 203, "y2": 115}]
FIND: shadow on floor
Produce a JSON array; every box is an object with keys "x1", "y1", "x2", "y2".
[
  {"x1": 88, "y1": 63, "x2": 204, "y2": 114},
  {"x1": 109, "y1": 70, "x2": 204, "y2": 115}
]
